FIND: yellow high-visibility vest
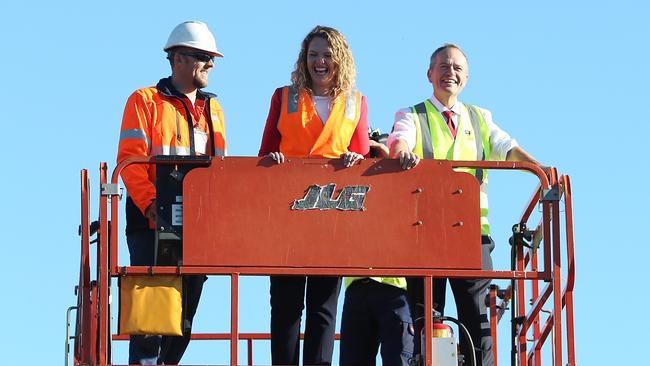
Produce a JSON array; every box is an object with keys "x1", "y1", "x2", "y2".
[{"x1": 412, "y1": 100, "x2": 492, "y2": 235}]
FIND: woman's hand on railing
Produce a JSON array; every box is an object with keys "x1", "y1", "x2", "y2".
[
  {"x1": 340, "y1": 152, "x2": 364, "y2": 167},
  {"x1": 267, "y1": 152, "x2": 286, "y2": 164}
]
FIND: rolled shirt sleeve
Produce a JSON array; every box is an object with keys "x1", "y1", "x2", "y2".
[
  {"x1": 477, "y1": 107, "x2": 519, "y2": 161},
  {"x1": 387, "y1": 107, "x2": 417, "y2": 151}
]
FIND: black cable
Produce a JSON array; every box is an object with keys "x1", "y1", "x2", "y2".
[
  {"x1": 440, "y1": 316, "x2": 477, "y2": 366},
  {"x1": 511, "y1": 237, "x2": 517, "y2": 366}
]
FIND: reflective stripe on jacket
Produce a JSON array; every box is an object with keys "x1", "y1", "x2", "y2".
[
  {"x1": 117, "y1": 77, "x2": 226, "y2": 217},
  {"x1": 277, "y1": 86, "x2": 361, "y2": 158},
  {"x1": 412, "y1": 100, "x2": 492, "y2": 235}
]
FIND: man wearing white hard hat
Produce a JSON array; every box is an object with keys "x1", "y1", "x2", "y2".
[{"x1": 117, "y1": 21, "x2": 226, "y2": 364}]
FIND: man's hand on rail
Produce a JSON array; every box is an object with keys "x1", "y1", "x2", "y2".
[
  {"x1": 398, "y1": 151, "x2": 420, "y2": 170},
  {"x1": 390, "y1": 139, "x2": 420, "y2": 170},
  {"x1": 145, "y1": 200, "x2": 157, "y2": 229},
  {"x1": 505, "y1": 146, "x2": 554, "y2": 180}
]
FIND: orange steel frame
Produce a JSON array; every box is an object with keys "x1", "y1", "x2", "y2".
[{"x1": 73, "y1": 157, "x2": 576, "y2": 366}]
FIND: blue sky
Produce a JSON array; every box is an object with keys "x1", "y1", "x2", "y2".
[{"x1": 1, "y1": 1, "x2": 648, "y2": 365}]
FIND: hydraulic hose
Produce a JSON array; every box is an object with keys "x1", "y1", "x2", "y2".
[{"x1": 440, "y1": 315, "x2": 477, "y2": 366}]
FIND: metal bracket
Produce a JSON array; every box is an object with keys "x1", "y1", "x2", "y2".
[
  {"x1": 512, "y1": 315, "x2": 526, "y2": 326},
  {"x1": 100, "y1": 183, "x2": 122, "y2": 198},
  {"x1": 540, "y1": 187, "x2": 560, "y2": 202},
  {"x1": 510, "y1": 223, "x2": 534, "y2": 249},
  {"x1": 512, "y1": 223, "x2": 526, "y2": 235}
]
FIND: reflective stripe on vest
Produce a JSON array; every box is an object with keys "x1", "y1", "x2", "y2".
[
  {"x1": 277, "y1": 86, "x2": 361, "y2": 158},
  {"x1": 413, "y1": 100, "x2": 492, "y2": 235},
  {"x1": 344, "y1": 277, "x2": 407, "y2": 290},
  {"x1": 208, "y1": 98, "x2": 227, "y2": 157}
]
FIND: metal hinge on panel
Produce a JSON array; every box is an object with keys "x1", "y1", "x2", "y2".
[
  {"x1": 101, "y1": 183, "x2": 122, "y2": 199},
  {"x1": 540, "y1": 187, "x2": 560, "y2": 202}
]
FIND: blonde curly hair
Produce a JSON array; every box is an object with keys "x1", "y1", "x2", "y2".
[{"x1": 291, "y1": 25, "x2": 356, "y2": 99}]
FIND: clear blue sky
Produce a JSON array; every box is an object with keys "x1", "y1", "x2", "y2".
[{"x1": 1, "y1": 1, "x2": 648, "y2": 365}]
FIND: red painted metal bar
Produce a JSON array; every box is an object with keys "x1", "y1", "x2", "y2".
[
  {"x1": 98, "y1": 163, "x2": 110, "y2": 365},
  {"x1": 551, "y1": 180, "x2": 563, "y2": 366},
  {"x1": 108, "y1": 156, "x2": 211, "y2": 278},
  {"x1": 76, "y1": 170, "x2": 94, "y2": 364},
  {"x1": 531, "y1": 250, "x2": 542, "y2": 366},
  {"x1": 541, "y1": 168, "x2": 559, "y2": 282},
  {"x1": 520, "y1": 185, "x2": 542, "y2": 225},
  {"x1": 542, "y1": 200, "x2": 552, "y2": 278},
  {"x1": 116, "y1": 266, "x2": 547, "y2": 280},
  {"x1": 107, "y1": 158, "x2": 550, "y2": 279},
  {"x1": 424, "y1": 276, "x2": 433, "y2": 366},
  {"x1": 231, "y1": 273, "x2": 239, "y2": 366},
  {"x1": 90, "y1": 283, "x2": 98, "y2": 363},
  {"x1": 247, "y1": 339, "x2": 253, "y2": 366},
  {"x1": 522, "y1": 168, "x2": 561, "y2": 365},
  {"x1": 94, "y1": 158, "x2": 573, "y2": 366},
  {"x1": 110, "y1": 181, "x2": 119, "y2": 278},
  {"x1": 519, "y1": 282, "x2": 551, "y2": 337},
  {"x1": 529, "y1": 285, "x2": 575, "y2": 365},
  {"x1": 114, "y1": 333, "x2": 348, "y2": 366},
  {"x1": 518, "y1": 197, "x2": 547, "y2": 363},
  {"x1": 449, "y1": 160, "x2": 550, "y2": 189},
  {"x1": 561, "y1": 175, "x2": 577, "y2": 365},
  {"x1": 489, "y1": 286, "x2": 498, "y2": 366},
  {"x1": 516, "y1": 240, "x2": 527, "y2": 366},
  {"x1": 531, "y1": 312, "x2": 553, "y2": 364},
  {"x1": 112, "y1": 332, "x2": 342, "y2": 341}
]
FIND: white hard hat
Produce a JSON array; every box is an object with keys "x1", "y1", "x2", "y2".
[{"x1": 164, "y1": 21, "x2": 223, "y2": 57}]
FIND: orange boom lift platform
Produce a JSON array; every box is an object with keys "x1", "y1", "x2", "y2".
[{"x1": 67, "y1": 157, "x2": 576, "y2": 366}]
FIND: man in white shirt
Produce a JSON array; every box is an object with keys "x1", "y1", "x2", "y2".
[{"x1": 387, "y1": 43, "x2": 542, "y2": 366}]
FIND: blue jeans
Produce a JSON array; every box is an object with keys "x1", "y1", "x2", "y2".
[
  {"x1": 126, "y1": 230, "x2": 205, "y2": 365},
  {"x1": 340, "y1": 279, "x2": 414, "y2": 366}
]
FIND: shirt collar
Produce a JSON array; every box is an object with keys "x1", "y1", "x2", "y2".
[
  {"x1": 157, "y1": 77, "x2": 216, "y2": 100},
  {"x1": 428, "y1": 94, "x2": 463, "y2": 116}
]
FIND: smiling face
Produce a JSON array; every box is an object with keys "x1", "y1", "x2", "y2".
[
  {"x1": 306, "y1": 36, "x2": 336, "y2": 96},
  {"x1": 428, "y1": 47, "x2": 469, "y2": 107},
  {"x1": 172, "y1": 47, "x2": 214, "y2": 92}
]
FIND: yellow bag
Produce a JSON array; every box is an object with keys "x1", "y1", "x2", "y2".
[{"x1": 119, "y1": 275, "x2": 183, "y2": 336}]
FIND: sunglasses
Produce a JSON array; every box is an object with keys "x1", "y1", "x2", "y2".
[{"x1": 178, "y1": 51, "x2": 215, "y2": 63}]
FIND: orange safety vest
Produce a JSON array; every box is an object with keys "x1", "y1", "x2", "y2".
[
  {"x1": 117, "y1": 78, "x2": 226, "y2": 214},
  {"x1": 277, "y1": 86, "x2": 361, "y2": 158}
]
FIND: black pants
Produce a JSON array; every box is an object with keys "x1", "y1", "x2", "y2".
[
  {"x1": 126, "y1": 230, "x2": 205, "y2": 365},
  {"x1": 407, "y1": 236, "x2": 495, "y2": 366},
  {"x1": 340, "y1": 279, "x2": 414, "y2": 366},
  {"x1": 270, "y1": 275, "x2": 341, "y2": 365}
]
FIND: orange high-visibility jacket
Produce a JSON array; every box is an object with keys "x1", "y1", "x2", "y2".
[
  {"x1": 117, "y1": 78, "x2": 226, "y2": 216},
  {"x1": 277, "y1": 86, "x2": 362, "y2": 158}
]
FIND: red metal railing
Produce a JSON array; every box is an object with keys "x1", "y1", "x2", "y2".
[{"x1": 72, "y1": 158, "x2": 575, "y2": 366}]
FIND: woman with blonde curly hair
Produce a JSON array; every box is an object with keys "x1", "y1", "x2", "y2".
[{"x1": 258, "y1": 25, "x2": 370, "y2": 365}]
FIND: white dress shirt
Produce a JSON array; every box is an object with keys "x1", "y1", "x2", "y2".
[{"x1": 387, "y1": 94, "x2": 518, "y2": 160}]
